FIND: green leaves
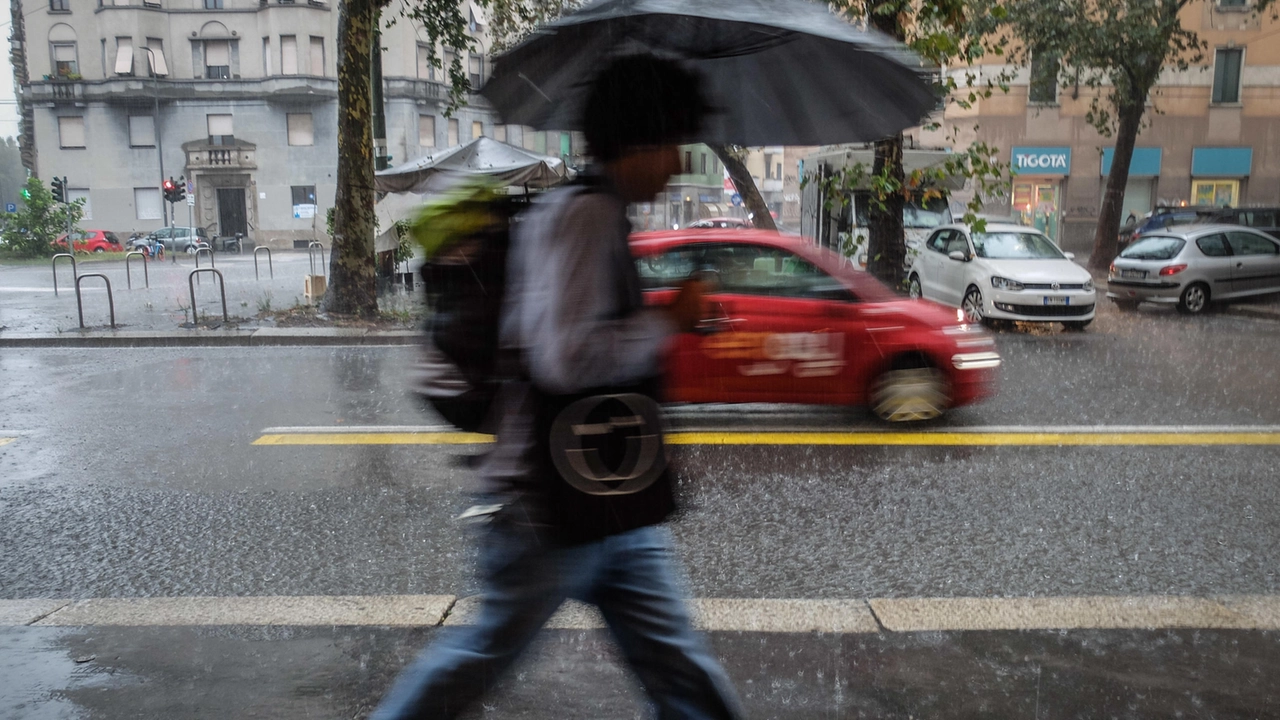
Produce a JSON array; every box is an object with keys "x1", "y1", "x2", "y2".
[{"x1": 0, "y1": 177, "x2": 84, "y2": 258}]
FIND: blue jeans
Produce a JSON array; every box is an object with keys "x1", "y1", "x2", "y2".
[{"x1": 371, "y1": 517, "x2": 743, "y2": 719}]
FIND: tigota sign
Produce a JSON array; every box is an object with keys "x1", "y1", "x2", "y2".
[{"x1": 1011, "y1": 147, "x2": 1071, "y2": 175}]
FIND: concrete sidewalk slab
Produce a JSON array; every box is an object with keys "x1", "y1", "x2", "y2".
[{"x1": 0, "y1": 328, "x2": 424, "y2": 348}]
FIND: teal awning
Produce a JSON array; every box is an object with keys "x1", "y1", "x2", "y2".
[
  {"x1": 1101, "y1": 147, "x2": 1162, "y2": 177},
  {"x1": 1191, "y1": 147, "x2": 1252, "y2": 177}
]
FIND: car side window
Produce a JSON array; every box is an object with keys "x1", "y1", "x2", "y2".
[
  {"x1": 702, "y1": 244, "x2": 853, "y2": 301},
  {"x1": 1227, "y1": 231, "x2": 1279, "y2": 256},
  {"x1": 926, "y1": 230, "x2": 952, "y2": 253},
  {"x1": 1196, "y1": 234, "x2": 1231, "y2": 257},
  {"x1": 945, "y1": 234, "x2": 970, "y2": 256},
  {"x1": 636, "y1": 247, "x2": 701, "y2": 290}
]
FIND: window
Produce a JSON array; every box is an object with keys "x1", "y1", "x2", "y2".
[
  {"x1": 68, "y1": 189, "x2": 91, "y2": 219},
  {"x1": 702, "y1": 244, "x2": 852, "y2": 300},
  {"x1": 927, "y1": 229, "x2": 953, "y2": 253},
  {"x1": 1193, "y1": 179, "x2": 1238, "y2": 207},
  {"x1": 1218, "y1": 0, "x2": 1247, "y2": 7},
  {"x1": 764, "y1": 153, "x2": 774, "y2": 179},
  {"x1": 1226, "y1": 231, "x2": 1278, "y2": 256},
  {"x1": 114, "y1": 37, "x2": 134, "y2": 75},
  {"x1": 419, "y1": 115, "x2": 435, "y2": 148},
  {"x1": 58, "y1": 116, "x2": 85, "y2": 148},
  {"x1": 129, "y1": 115, "x2": 155, "y2": 147},
  {"x1": 1241, "y1": 210, "x2": 1277, "y2": 228},
  {"x1": 145, "y1": 39, "x2": 168, "y2": 76},
  {"x1": 207, "y1": 113, "x2": 233, "y2": 144},
  {"x1": 684, "y1": 151, "x2": 692, "y2": 174},
  {"x1": 50, "y1": 0, "x2": 69, "y2": 11},
  {"x1": 776, "y1": 163, "x2": 783, "y2": 180},
  {"x1": 468, "y1": 54, "x2": 483, "y2": 86},
  {"x1": 1196, "y1": 234, "x2": 1231, "y2": 257},
  {"x1": 309, "y1": 37, "x2": 324, "y2": 76},
  {"x1": 52, "y1": 43, "x2": 78, "y2": 78},
  {"x1": 263, "y1": 38, "x2": 271, "y2": 75},
  {"x1": 291, "y1": 186, "x2": 317, "y2": 217},
  {"x1": 1029, "y1": 51, "x2": 1060, "y2": 104},
  {"x1": 494, "y1": 125, "x2": 506, "y2": 143},
  {"x1": 204, "y1": 0, "x2": 223, "y2": 7},
  {"x1": 442, "y1": 48, "x2": 456, "y2": 82},
  {"x1": 472, "y1": 120, "x2": 483, "y2": 140},
  {"x1": 700, "y1": 154, "x2": 707, "y2": 175},
  {"x1": 205, "y1": 40, "x2": 230, "y2": 79},
  {"x1": 286, "y1": 113, "x2": 313, "y2": 146},
  {"x1": 134, "y1": 187, "x2": 162, "y2": 220},
  {"x1": 637, "y1": 247, "x2": 702, "y2": 290},
  {"x1": 416, "y1": 44, "x2": 432, "y2": 79},
  {"x1": 1212, "y1": 48, "x2": 1243, "y2": 104},
  {"x1": 281, "y1": 36, "x2": 298, "y2": 75},
  {"x1": 447, "y1": 118, "x2": 459, "y2": 146}
]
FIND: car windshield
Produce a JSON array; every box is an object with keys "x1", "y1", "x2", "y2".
[
  {"x1": 971, "y1": 231, "x2": 1064, "y2": 259},
  {"x1": 1121, "y1": 236, "x2": 1186, "y2": 260}
]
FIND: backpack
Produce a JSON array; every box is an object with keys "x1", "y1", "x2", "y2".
[{"x1": 407, "y1": 179, "x2": 523, "y2": 432}]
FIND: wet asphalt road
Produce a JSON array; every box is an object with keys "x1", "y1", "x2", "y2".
[{"x1": 4, "y1": 301, "x2": 1280, "y2": 718}]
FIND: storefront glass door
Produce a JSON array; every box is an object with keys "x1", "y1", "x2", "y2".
[{"x1": 1014, "y1": 182, "x2": 1061, "y2": 240}]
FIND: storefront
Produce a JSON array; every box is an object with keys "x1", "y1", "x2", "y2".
[
  {"x1": 1191, "y1": 147, "x2": 1252, "y2": 207},
  {"x1": 1011, "y1": 146, "x2": 1071, "y2": 241},
  {"x1": 1101, "y1": 147, "x2": 1162, "y2": 222}
]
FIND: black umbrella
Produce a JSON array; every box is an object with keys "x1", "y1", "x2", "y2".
[{"x1": 480, "y1": 0, "x2": 937, "y2": 146}]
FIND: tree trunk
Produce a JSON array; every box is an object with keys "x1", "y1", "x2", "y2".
[
  {"x1": 710, "y1": 145, "x2": 777, "y2": 231},
  {"x1": 324, "y1": 0, "x2": 379, "y2": 316},
  {"x1": 867, "y1": 133, "x2": 906, "y2": 287},
  {"x1": 1088, "y1": 100, "x2": 1144, "y2": 272}
]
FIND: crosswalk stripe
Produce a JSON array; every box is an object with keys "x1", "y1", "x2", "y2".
[
  {"x1": 252, "y1": 430, "x2": 1280, "y2": 446},
  {"x1": 7, "y1": 595, "x2": 1280, "y2": 632}
]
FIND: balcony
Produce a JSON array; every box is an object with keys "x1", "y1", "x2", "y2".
[
  {"x1": 25, "y1": 75, "x2": 338, "y2": 105},
  {"x1": 383, "y1": 77, "x2": 450, "y2": 104},
  {"x1": 183, "y1": 139, "x2": 257, "y2": 171}
]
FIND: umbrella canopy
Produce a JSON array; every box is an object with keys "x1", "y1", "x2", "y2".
[
  {"x1": 374, "y1": 136, "x2": 570, "y2": 194},
  {"x1": 480, "y1": 0, "x2": 937, "y2": 147}
]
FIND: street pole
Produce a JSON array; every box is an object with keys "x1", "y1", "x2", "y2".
[{"x1": 143, "y1": 48, "x2": 168, "y2": 230}]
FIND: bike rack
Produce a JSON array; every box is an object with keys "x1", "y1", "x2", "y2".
[
  {"x1": 254, "y1": 246, "x2": 273, "y2": 280},
  {"x1": 188, "y1": 268, "x2": 229, "y2": 323},
  {"x1": 308, "y1": 241, "x2": 327, "y2": 276},
  {"x1": 75, "y1": 273, "x2": 116, "y2": 329},
  {"x1": 125, "y1": 251, "x2": 149, "y2": 289},
  {"x1": 194, "y1": 246, "x2": 214, "y2": 285},
  {"x1": 51, "y1": 253, "x2": 77, "y2": 296}
]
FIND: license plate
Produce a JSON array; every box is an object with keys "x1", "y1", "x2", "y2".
[
  {"x1": 1120, "y1": 269, "x2": 1146, "y2": 279},
  {"x1": 1043, "y1": 296, "x2": 1069, "y2": 306}
]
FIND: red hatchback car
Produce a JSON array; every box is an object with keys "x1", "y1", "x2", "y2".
[
  {"x1": 632, "y1": 230, "x2": 1000, "y2": 421},
  {"x1": 54, "y1": 229, "x2": 123, "y2": 254}
]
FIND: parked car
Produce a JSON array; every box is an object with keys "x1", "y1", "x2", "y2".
[
  {"x1": 1120, "y1": 206, "x2": 1220, "y2": 250},
  {"x1": 54, "y1": 229, "x2": 123, "y2": 254},
  {"x1": 687, "y1": 217, "x2": 752, "y2": 229},
  {"x1": 1198, "y1": 207, "x2": 1280, "y2": 240},
  {"x1": 146, "y1": 226, "x2": 211, "y2": 253},
  {"x1": 631, "y1": 230, "x2": 1000, "y2": 422},
  {"x1": 1107, "y1": 224, "x2": 1280, "y2": 314},
  {"x1": 906, "y1": 223, "x2": 1096, "y2": 330}
]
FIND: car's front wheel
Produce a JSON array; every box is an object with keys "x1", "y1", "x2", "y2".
[
  {"x1": 92, "y1": 247, "x2": 105, "y2": 253},
  {"x1": 907, "y1": 274, "x2": 922, "y2": 300},
  {"x1": 869, "y1": 362, "x2": 949, "y2": 423},
  {"x1": 1176, "y1": 282, "x2": 1210, "y2": 315},
  {"x1": 961, "y1": 286, "x2": 985, "y2": 325}
]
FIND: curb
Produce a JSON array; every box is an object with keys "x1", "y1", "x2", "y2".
[
  {"x1": 1225, "y1": 305, "x2": 1280, "y2": 322},
  {"x1": 0, "y1": 329, "x2": 424, "y2": 348}
]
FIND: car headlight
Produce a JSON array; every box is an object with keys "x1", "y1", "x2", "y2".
[
  {"x1": 991, "y1": 276, "x2": 1024, "y2": 291},
  {"x1": 1084, "y1": 279, "x2": 1095, "y2": 292}
]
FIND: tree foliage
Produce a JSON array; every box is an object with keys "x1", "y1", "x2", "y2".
[
  {"x1": 0, "y1": 177, "x2": 84, "y2": 258},
  {"x1": 977, "y1": 0, "x2": 1275, "y2": 270}
]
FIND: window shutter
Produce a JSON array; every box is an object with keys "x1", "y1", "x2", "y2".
[
  {"x1": 206, "y1": 40, "x2": 230, "y2": 66},
  {"x1": 287, "y1": 113, "x2": 314, "y2": 146},
  {"x1": 207, "y1": 113, "x2": 233, "y2": 137},
  {"x1": 281, "y1": 36, "x2": 298, "y2": 75},
  {"x1": 114, "y1": 38, "x2": 134, "y2": 75}
]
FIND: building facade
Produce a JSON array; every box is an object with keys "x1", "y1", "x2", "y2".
[
  {"x1": 13, "y1": 0, "x2": 513, "y2": 248},
  {"x1": 931, "y1": 1, "x2": 1280, "y2": 255}
]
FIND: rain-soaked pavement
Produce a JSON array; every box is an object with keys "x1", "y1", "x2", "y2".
[{"x1": 3, "y1": 300, "x2": 1280, "y2": 717}]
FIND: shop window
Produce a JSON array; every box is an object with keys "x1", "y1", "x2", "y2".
[
  {"x1": 1029, "y1": 51, "x2": 1059, "y2": 104},
  {"x1": 1212, "y1": 49, "x2": 1243, "y2": 104},
  {"x1": 1192, "y1": 179, "x2": 1238, "y2": 207},
  {"x1": 1013, "y1": 182, "x2": 1061, "y2": 240}
]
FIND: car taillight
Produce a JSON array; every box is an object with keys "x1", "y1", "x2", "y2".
[
  {"x1": 1159, "y1": 264, "x2": 1188, "y2": 276},
  {"x1": 1109, "y1": 263, "x2": 1116, "y2": 274}
]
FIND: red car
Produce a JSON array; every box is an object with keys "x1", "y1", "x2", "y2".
[
  {"x1": 633, "y1": 230, "x2": 1000, "y2": 421},
  {"x1": 54, "y1": 230, "x2": 123, "y2": 254}
]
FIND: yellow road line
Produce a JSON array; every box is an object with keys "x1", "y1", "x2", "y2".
[
  {"x1": 252, "y1": 431, "x2": 1280, "y2": 447},
  {"x1": 0, "y1": 438, "x2": 14, "y2": 447}
]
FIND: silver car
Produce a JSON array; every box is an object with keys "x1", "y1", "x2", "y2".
[{"x1": 1107, "y1": 224, "x2": 1280, "y2": 314}]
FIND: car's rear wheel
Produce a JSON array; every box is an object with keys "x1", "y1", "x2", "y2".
[
  {"x1": 907, "y1": 274, "x2": 922, "y2": 299},
  {"x1": 961, "y1": 286, "x2": 985, "y2": 325},
  {"x1": 1061, "y1": 319, "x2": 1092, "y2": 331},
  {"x1": 869, "y1": 360, "x2": 949, "y2": 423},
  {"x1": 93, "y1": 247, "x2": 105, "y2": 253},
  {"x1": 1176, "y1": 282, "x2": 1210, "y2": 315}
]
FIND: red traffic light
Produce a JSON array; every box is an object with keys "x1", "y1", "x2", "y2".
[{"x1": 162, "y1": 179, "x2": 176, "y2": 192}]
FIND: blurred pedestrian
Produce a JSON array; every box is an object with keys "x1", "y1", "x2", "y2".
[{"x1": 370, "y1": 55, "x2": 743, "y2": 720}]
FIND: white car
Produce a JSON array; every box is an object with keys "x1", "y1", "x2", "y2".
[{"x1": 907, "y1": 223, "x2": 1097, "y2": 330}]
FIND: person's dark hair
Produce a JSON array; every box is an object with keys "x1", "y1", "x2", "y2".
[{"x1": 582, "y1": 55, "x2": 706, "y2": 163}]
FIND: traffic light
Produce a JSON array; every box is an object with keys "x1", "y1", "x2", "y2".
[
  {"x1": 174, "y1": 176, "x2": 187, "y2": 204},
  {"x1": 51, "y1": 176, "x2": 65, "y2": 203}
]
